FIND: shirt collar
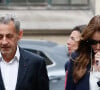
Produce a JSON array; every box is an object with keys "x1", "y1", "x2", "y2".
[
  {"x1": 0, "y1": 46, "x2": 20, "y2": 62},
  {"x1": 15, "y1": 46, "x2": 20, "y2": 62}
]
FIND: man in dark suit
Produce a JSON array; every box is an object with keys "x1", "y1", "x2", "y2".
[{"x1": 0, "y1": 15, "x2": 49, "y2": 90}]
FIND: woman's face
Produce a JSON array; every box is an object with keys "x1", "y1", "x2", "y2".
[
  {"x1": 91, "y1": 31, "x2": 100, "y2": 54},
  {"x1": 67, "y1": 30, "x2": 81, "y2": 54}
]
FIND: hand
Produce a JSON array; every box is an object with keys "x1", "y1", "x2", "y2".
[
  {"x1": 94, "y1": 52, "x2": 100, "y2": 71},
  {"x1": 95, "y1": 52, "x2": 100, "y2": 66}
]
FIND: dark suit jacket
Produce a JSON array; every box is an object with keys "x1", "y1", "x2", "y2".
[
  {"x1": 0, "y1": 48, "x2": 49, "y2": 90},
  {"x1": 65, "y1": 60, "x2": 70, "y2": 71},
  {"x1": 66, "y1": 52, "x2": 91, "y2": 90}
]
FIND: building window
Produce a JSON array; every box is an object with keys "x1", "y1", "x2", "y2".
[{"x1": 0, "y1": 0, "x2": 89, "y2": 9}]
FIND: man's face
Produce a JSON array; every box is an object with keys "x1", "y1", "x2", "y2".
[{"x1": 0, "y1": 21, "x2": 22, "y2": 59}]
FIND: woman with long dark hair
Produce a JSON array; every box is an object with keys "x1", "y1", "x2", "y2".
[{"x1": 66, "y1": 15, "x2": 100, "y2": 90}]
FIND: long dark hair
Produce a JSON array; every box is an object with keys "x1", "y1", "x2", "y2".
[{"x1": 73, "y1": 15, "x2": 100, "y2": 83}]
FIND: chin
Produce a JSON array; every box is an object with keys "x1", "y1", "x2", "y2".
[
  {"x1": 68, "y1": 52, "x2": 72, "y2": 55},
  {"x1": 1, "y1": 50, "x2": 12, "y2": 55},
  {"x1": 1, "y1": 52, "x2": 9, "y2": 55}
]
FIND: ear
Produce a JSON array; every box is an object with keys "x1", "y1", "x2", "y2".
[{"x1": 18, "y1": 30, "x2": 23, "y2": 40}]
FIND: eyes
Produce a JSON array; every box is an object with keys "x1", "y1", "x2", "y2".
[
  {"x1": 0, "y1": 34, "x2": 14, "y2": 40},
  {"x1": 69, "y1": 36, "x2": 80, "y2": 42},
  {"x1": 87, "y1": 39, "x2": 100, "y2": 45},
  {"x1": 70, "y1": 37, "x2": 75, "y2": 41}
]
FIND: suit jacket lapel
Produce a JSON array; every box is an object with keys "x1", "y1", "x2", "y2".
[
  {"x1": 15, "y1": 48, "x2": 28, "y2": 90},
  {"x1": 0, "y1": 70, "x2": 5, "y2": 90}
]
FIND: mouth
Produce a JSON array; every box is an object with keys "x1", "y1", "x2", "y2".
[
  {"x1": 1, "y1": 46, "x2": 10, "y2": 50},
  {"x1": 68, "y1": 48, "x2": 72, "y2": 53},
  {"x1": 1, "y1": 46, "x2": 10, "y2": 48},
  {"x1": 68, "y1": 47, "x2": 71, "y2": 50}
]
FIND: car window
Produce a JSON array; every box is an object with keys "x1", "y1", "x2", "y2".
[{"x1": 23, "y1": 48, "x2": 53, "y2": 66}]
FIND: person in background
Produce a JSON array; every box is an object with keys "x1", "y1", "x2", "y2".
[
  {"x1": 0, "y1": 15, "x2": 49, "y2": 90},
  {"x1": 64, "y1": 25, "x2": 86, "y2": 90},
  {"x1": 66, "y1": 15, "x2": 100, "y2": 90},
  {"x1": 65, "y1": 25, "x2": 87, "y2": 71}
]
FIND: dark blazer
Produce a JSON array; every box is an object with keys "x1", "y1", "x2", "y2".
[
  {"x1": 65, "y1": 60, "x2": 70, "y2": 71},
  {"x1": 0, "y1": 48, "x2": 49, "y2": 90},
  {"x1": 66, "y1": 52, "x2": 91, "y2": 90}
]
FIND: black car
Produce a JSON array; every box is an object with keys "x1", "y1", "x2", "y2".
[{"x1": 18, "y1": 39, "x2": 69, "y2": 90}]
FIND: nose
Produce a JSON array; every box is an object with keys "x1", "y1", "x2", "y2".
[
  {"x1": 67, "y1": 38, "x2": 72, "y2": 45},
  {"x1": 2, "y1": 37, "x2": 8, "y2": 45}
]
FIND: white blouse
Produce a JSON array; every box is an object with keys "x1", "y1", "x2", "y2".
[{"x1": 90, "y1": 69, "x2": 100, "y2": 90}]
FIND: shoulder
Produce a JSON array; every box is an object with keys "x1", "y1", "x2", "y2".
[
  {"x1": 19, "y1": 47, "x2": 45, "y2": 64},
  {"x1": 65, "y1": 61, "x2": 70, "y2": 71},
  {"x1": 70, "y1": 51, "x2": 79, "y2": 61},
  {"x1": 68, "y1": 52, "x2": 79, "y2": 68},
  {"x1": 70, "y1": 52, "x2": 79, "y2": 62}
]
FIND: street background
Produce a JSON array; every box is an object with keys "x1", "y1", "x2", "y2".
[
  {"x1": 0, "y1": 9, "x2": 93, "y2": 45},
  {"x1": 0, "y1": 1, "x2": 100, "y2": 90}
]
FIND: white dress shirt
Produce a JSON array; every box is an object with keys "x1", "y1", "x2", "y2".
[
  {"x1": 90, "y1": 67, "x2": 100, "y2": 90},
  {"x1": 0, "y1": 46, "x2": 20, "y2": 90}
]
